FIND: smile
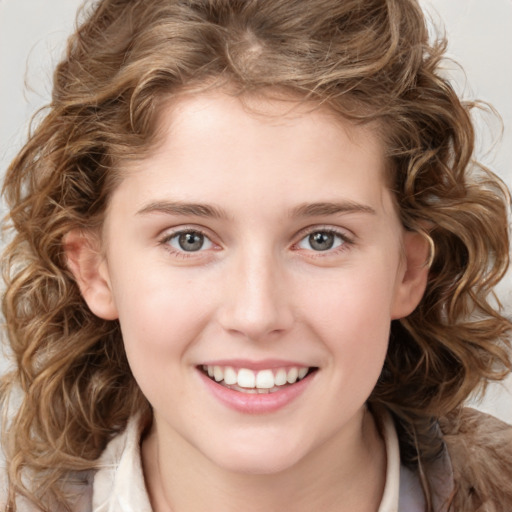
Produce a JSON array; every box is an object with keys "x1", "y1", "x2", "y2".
[{"x1": 201, "y1": 365, "x2": 315, "y2": 394}]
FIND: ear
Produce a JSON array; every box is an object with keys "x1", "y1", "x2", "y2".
[
  {"x1": 63, "y1": 229, "x2": 119, "y2": 320},
  {"x1": 391, "y1": 230, "x2": 430, "y2": 319}
]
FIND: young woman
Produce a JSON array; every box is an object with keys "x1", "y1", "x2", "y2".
[{"x1": 2, "y1": 0, "x2": 511, "y2": 510}]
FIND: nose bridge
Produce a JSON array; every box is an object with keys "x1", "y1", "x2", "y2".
[{"x1": 219, "y1": 242, "x2": 293, "y2": 340}]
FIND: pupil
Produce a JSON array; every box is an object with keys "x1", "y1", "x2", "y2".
[
  {"x1": 178, "y1": 232, "x2": 204, "y2": 251},
  {"x1": 309, "y1": 232, "x2": 334, "y2": 251}
]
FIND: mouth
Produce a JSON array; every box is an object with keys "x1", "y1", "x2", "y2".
[{"x1": 199, "y1": 365, "x2": 318, "y2": 394}]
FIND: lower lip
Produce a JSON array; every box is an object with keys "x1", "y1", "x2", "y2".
[{"x1": 198, "y1": 370, "x2": 315, "y2": 414}]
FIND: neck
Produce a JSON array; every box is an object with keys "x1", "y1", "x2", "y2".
[{"x1": 142, "y1": 408, "x2": 386, "y2": 512}]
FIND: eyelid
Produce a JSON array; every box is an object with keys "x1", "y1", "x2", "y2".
[
  {"x1": 169, "y1": 231, "x2": 214, "y2": 252},
  {"x1": 158, "y1": 225, "x2": 221, "y2": 255},
  {"x1": 294, "y1": 225, "x2": 355, "y2": 243},
  {"x1": 157, "y1": 224, "x2": 355, "y2": 259},
  {"x1": 292, "y1": 225, "x2": 355, "y2": 253}
]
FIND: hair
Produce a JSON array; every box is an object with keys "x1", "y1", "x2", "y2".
[{"x1": 1, "y1": 0, "x2": 511, "y2": 510}]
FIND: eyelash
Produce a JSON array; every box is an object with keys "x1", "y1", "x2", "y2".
[
  {"x1": 159, "y1": 227, "x2": 217, "y2": 259},
  {"x1": 158, "y1": 226, "x2": 355, "y2": 259},
  {"x1": 292, "y1": 227, "x2": 354, "y2": 257}
]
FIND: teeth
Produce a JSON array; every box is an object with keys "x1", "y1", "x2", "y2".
[
  {"x1": 275, "y1": 368, "x2": 287, "y2": 386},
  {"x1": 255, "y1": 369, "x2": 274, "y2": 389},
  {"x1": 213, "y1": 366, "x2": 223, "y2": 382},
  {"x1": 237, "y1": 368, "x2": 256, "y2": 388},
  {"x1": 223, "y1": 367, "x2": 238, "y2": 385},
  {"x1": 203, "y1": 365, "x2": 311, "y2": 390},
  {"x1": 286, "y1": 367, "x2": 298, "y2": 384}
]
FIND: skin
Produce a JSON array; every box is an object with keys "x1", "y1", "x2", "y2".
[{"x1": 66, "y1": 91, "x2": 429, "y2": 511}]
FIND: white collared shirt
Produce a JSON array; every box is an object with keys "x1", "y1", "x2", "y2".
[
  {"x1": 91, "y1": 411, "x2": 448, "y2": 512},
  {"x1": 2, "y1": 411, "x2": 452, "y2": 511}
]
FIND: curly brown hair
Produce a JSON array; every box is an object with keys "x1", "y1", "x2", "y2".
[{"x1": 1, "y1": 0, "x2": 511, "y2": 510}]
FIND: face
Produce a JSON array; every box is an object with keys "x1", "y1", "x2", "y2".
[{"x1": 69, "y1": 91, "x2": 428, "y2": 475}]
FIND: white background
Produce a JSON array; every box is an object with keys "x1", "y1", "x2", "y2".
[{"x1": 0, "y1": 0, "x2": 511, "y2": 421}]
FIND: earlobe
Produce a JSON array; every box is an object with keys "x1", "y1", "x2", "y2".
[
  {"x1": 63, "y1": 229, "x2": 119, "y2": 320},
  {"x1": 391, "y1": 231, "x2": 430, "y2": 320}
]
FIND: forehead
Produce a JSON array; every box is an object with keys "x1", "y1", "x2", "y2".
[
  {"x1": 113, "y1": 90, "x2": 392, "y2": 218},
  {"x1": 143, "y1": 89, "x2": 385, "y2": 168}
]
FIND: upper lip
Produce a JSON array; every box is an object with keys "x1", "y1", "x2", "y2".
[{"x1": 198, "y1": 359, "x2": 313, "y2": 371}]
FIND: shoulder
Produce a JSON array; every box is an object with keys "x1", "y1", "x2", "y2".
[
  {"x1": 440, "y1": 407, "x2": 512, "y2": 511},
  {"x1": 440, "y1": 407, "x2": 512, "y2": 466}
]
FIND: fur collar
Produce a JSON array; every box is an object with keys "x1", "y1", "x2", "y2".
[{"x1": 440, "y1": 408, "x2": 512, "y2": 511}]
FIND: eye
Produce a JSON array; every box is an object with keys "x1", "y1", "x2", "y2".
[
  {"x1": 297, "y1": 230, "x2": 346, "y2": 252},
  {"x1": 166, "y1": 230, "x2": 214, "y2": 252}
]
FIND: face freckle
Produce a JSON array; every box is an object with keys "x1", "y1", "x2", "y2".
[{"x1": 85, "y1": 90, "x2": 427, "y2": 477}]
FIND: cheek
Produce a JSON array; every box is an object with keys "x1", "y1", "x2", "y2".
[
  {"x1": 299, "y1": 264, "x2": 397, "y2": 375},
  {"x1": 110, "y1": 268, "x2": 217, "y2": 385},
  {"x1": 301, "y1": 262, "x2": 399, "y2": 331},
  {"x1": 112, "y1": 261, "x2": 212, "y2": 335},
  {"x1": 116, "y1": 288, "x2": 209, "y2": 410}
]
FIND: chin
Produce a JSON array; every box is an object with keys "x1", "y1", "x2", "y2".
[{"x1": 204, "y1": 439, "x2": 307, "y2": 476}]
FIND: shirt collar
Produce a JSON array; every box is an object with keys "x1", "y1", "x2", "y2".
[
  {"x1": 377, "y1": 409, "x2": 454, "y2": 512},
  {"x1": 377, "y1": 408, "x2": 402, "y2": 512},
  {"x1": 92, "y1": 414, "x2": 153, "y2": 512},
  {"x1": 92, "y1": 411, "x2": 452, "y2": 512}
]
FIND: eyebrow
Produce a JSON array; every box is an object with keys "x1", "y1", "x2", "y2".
[
  {"x1": 136, "y1": 201, "x2": 228, "y2": 219},
  {"x1": 290, "y1": 201, "x2": 376, "y2": 217},
  {"x1": 136, "y1": 200, "x2": 376, "y2": 219}
]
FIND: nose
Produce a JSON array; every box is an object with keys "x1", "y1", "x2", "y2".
[{"x1": 217, "y1": 248, "x2": 294, "y2": 341}]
